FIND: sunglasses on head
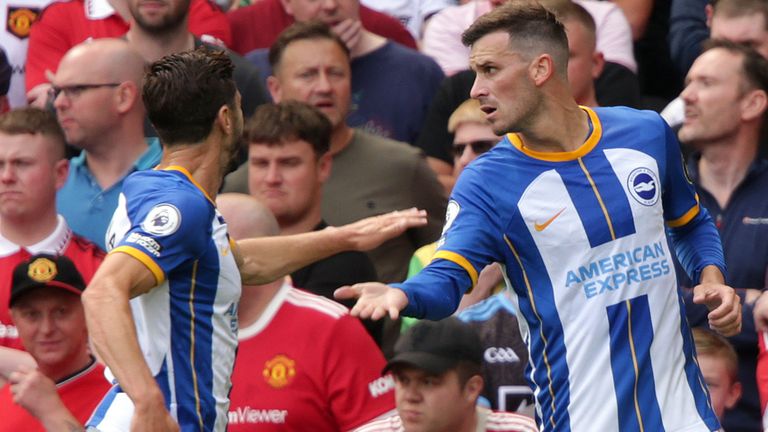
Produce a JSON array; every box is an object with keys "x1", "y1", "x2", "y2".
[{"x1": 452, "y1": 140, "x2": 496, "y2": 157}]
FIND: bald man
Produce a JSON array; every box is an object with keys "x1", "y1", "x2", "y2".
[
  {"x1": 216, "y1": 193, "x2": 396, "y2": 432},
  {"x1": 51, "y1": 39, "x2": 162, "y2": 249}
]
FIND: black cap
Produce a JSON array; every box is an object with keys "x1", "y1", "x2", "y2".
[
  {"x1": 384, "y1": 317, "x2": 484, "y2": 375},
  {"x1": 10, "y1": 254, "x2": 86, "y2": 307}
]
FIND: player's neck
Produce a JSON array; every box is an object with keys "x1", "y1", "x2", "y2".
[
  {"x1": 0, "y1": 210, "x2": 59, "y2": 247},
  {"x1": 158, "y1": 141, "x2": 223, "y2": 201},
  {"x1": 519, "y1": 102, "x2": 590, "y2": 153}
]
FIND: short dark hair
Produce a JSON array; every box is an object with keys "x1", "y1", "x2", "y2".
[
  {"x1": 0, "y1": 107, "x2": 66, "y2": 159},
  {"x1": 245, "y1": 101, "x2": 331, "y2": 157},
  {"x1": 142, "y1": 47, "x2": 237, "y2": 145},
  {"x1": 269, "y1": 21, "x2": 350, "y2": 70},
  {"x1": 703, "y1": 38, "x2": 768, "y2": 94},
  {"x1": 713, "y1": 0, "x2": 768, "y2": 29},
  {"x1": 462, "y1": 1, "x2": 569, "y2": 76}
]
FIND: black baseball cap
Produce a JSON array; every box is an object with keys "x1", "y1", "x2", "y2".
[
  {"x1": 10, "y1": 254, "x2": 86, "y2": 307},
  {"x1": 383, "y1": 317, "x2": 484, "y2": 375}
]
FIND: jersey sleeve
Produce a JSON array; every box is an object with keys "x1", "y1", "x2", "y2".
[
  {"x1": 659, "y1": 120, "x2": 726, "y2": 283},
  {"x1": 111, "y1": 181, "x2": 213, "y2": 284},
  {"x1": 397, "y1": 165, "x2": 505, "y2": 319},
  {"x1": 324, "y1": 315, "x2": 395, "y2": 431}
]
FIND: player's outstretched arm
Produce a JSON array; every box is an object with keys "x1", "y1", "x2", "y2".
[
  {"x1": 237, "y1": 208, "x2": 427, "y2": 285},
  {"x1": 81, "y1": 253, "x2": 179, "y2": 432},
  {"x1": 334, "y1": 283, "x2": 409, "y2": 320},
  {"x1": 692, "y1": 265, "x2": 742, "y2": 336}
]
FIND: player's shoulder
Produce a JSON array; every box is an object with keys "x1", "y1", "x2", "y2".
[
  {"x1": 593, "y1": 105, "x2": 666, "y2": 130},
  {"x1": 284, "y1": 287, "x2": 350, "y2": 320},
  {"x1": 454, "y1": 140, "x2": 515, "y2": 189},
  {"x1": 485, "y1": 410, "x2": 538, "y2": 432},
  {"x1": 123, "y1": 169, "x2": 213, "y2": 211},
  {"x1": 592, "y1": 106, "x2": 670, "y2": 156}
]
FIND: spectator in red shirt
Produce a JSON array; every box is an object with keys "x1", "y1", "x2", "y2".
[
  {"x1": 0, "y1": 254, "x2": 111, "y2": 432},
  {"x1": 0, "y1": 108, "x2": 104, "y2": 350}
]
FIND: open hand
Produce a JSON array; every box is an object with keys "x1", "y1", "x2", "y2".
[
  {"x1": 339, "y1": 208, "x2": 427, "y2": 252},
  {"x1": 335, "y1": 282, "x2": 408, "y2": 320}
]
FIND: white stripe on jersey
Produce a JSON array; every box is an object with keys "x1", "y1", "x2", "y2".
[
  {"x1": 239, "y1": 283, "x2": 349, "y2": 341},
  {"x1": 506, "y1": 148, "x2": 710, "y2": 430},
  {"x1": 286, "y1": 288, "x2": 348, "y2": 318}
]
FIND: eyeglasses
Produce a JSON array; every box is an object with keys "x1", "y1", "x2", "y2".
[
  {"x1": 452, "y1": 140, "x2": 496, "y2": 157},
  {"x1": 48, "y1": 83, "x2": 122, "y2": 100}
]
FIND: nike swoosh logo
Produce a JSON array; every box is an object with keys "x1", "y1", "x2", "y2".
[{"x1": 534, "y1": 208, "x2": 566, "y2": 232}]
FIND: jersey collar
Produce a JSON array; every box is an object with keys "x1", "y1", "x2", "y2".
[
  {"x1": 0, "y1": 215, "x2": 72, "y2": 257},
  {"x1": 238, "y1": 280, "x2": 292, "y2": 340},
  {"x1": 507, "y1": 106, "x2": 602, "y2": 162},
  {"x1": 161, "y1": 165, "x2": 216, "y2": 205}
]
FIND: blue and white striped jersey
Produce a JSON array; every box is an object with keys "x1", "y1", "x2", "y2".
[
  {"x1": 398, "y1": 107, "x2": 725, "y2": 432},
  {"x1": 104, "y1": 166, "x2": 241, "y2": 431}
]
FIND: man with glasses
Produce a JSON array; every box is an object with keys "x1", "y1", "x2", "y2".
[{"x1": 52, "y1": 38, "x2": 162, "y2": 250}]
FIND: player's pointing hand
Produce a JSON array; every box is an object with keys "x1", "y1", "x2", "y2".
[
  {"x1": 693, "y1": 282, "x2": 742, "y2": 337},
  {"x1": 335, "y1": 283, "x2": 409, "y2": 320}
]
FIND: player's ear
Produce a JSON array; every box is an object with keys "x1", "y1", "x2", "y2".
[
  {"x1": 530, "y1": 54, "x2": 554, "y2": 86},
  {"x1": 217, "y1": 104, "x2": 234, "y2": 136}
]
